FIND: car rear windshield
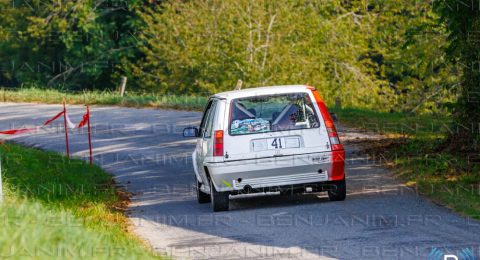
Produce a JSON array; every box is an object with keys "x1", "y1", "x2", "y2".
[{"x1": 229, "y1": 93, "x2": 320, "y2": 135}]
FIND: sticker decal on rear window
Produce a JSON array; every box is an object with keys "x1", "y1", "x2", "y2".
[{"x1": 231, "y1": 118, "x2": 270, "y2": 135}]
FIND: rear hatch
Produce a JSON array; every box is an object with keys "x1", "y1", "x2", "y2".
[{"x1": 223, "y1": 91, "x2": 331, "y2": 161}]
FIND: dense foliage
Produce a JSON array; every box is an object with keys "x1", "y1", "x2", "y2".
[
  {"x1": 0, "y1": 0, "x2": 143, "y2": 90},
  {"x1": 0, "y1": 0, "x2": 460, "y2": 112},
  {"x1": 434, "y1": 0, "x2": 480, "y2": 151},
  {"x1": 134, "y1": 0, "x2": 457, "y2": 111}
]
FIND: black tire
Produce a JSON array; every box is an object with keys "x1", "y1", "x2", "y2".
[
  {"x1": 328, "y1": 180, "x2": 346, "y2": 201},
  {"x1": 210, "y1": 179, "x2": 229, "y2": 212},
  {"x1": 196, "y1": 179, "x2": 211, "y2": 204}
]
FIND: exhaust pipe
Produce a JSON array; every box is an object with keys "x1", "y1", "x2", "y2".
[{"x1": 243, "y1": 185, "x2": 253, "y2": 194}]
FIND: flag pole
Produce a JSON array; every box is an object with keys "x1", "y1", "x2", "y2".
[
  {"x1": 87, "y1": 105, "x2": 93, "y2": 165},
  {"x1": 0, "y1": 156, "x2": 3, "y2": 204},
  {"x1": 63, "y1": 99, "x2": 70, "y2": 159}
]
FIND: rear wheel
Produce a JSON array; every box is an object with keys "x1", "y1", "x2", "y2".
[
  {"x1": 328, "y1": 180, "x2": 346, "y2": 201},
  {"x1": 196, "y1": 178, "x2": 210, "y2": 204},
  {"x1": 210, "y1": 179, "x2": 229, "y2": 212}
]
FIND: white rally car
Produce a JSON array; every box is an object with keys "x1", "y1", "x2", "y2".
[{"x1": 183, "y1": 85, "x2": 346, "y2": 212}]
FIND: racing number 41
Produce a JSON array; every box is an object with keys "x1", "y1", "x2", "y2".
[{"x1": 271, "y1": 138, "x2": 283, "y2": 149}]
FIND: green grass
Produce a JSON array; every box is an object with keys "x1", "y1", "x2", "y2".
[
  {"x1": 0, "y1": 143, "x2": 160, "y2": 259},
  {"x1": 333, "y1": 107, "x2": 480, "y2": 219},
  {"x1": 332, "y1": 107, "x2": 451, "y2": 136},
  {"x1": 393, "y1": 137, "x2": 480, "y2": 218},
  {"x1": 0, "y1": 87, "x2": 208, "y2": 111}
]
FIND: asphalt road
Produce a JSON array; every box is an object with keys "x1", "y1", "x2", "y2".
[{"x1": 1, "y1": 103, "x2": 479, "y2": 260}]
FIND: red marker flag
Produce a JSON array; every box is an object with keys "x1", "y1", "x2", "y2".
[{"x1": 77, "y1": 110, "x2": 90, "y2": 129}]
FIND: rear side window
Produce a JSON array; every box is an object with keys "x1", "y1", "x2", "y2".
[
  {"x1": 229, "y1": 93, "x2": 319, "y2": 135},
  {"x1": 200, "y1": 99, "x2": 218, "y2": 138}
]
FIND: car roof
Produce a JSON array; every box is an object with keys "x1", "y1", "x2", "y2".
[{"x1": 212, "y1": 85, "x2": 312, "y2": 100}]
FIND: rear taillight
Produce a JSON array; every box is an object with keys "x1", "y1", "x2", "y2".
[
  {"x1": 326, "y1": 123, "x2": 342, "y2": 150},
  {"x1": 213, "y1": 130, "x2": 224, "y2": 156},
  {"x1": 330, "y1": 150, "x2": 346, "y2": 180},
  {"x1": 308, "y1": 86, "x2": 344, "y2": 151}
]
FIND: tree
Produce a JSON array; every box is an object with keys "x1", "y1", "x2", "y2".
[
  {"x1": 0, "y1": 0, "x2": 144, "y2": 90},
  {"x1": 435, "y1": 0, "x2": 480, "y2": 151},
  {"x1": 134, "y1": 0, "x2": 455, "y2": 111},
  {"x1": 0, "y1": 0, "x2": 461, "y2": 115}
]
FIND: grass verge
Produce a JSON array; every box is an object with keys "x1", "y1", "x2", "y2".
[
  {"x1": 0, "y1": 142, "x2": 160, "y2": 259},
  {"x1": 333, "y1": 107, "x2": 480, "y2": 219},
  {"x1": 0, "y1": 87, "x2": 207, "y2": 111}
]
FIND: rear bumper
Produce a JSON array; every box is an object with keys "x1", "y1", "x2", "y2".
[
  {"x1": 230, "y1": 180, "x2": 344, "y2": 195},
  {"x1": 205, "y1": 151, "x2": 344, "y2": 192}
]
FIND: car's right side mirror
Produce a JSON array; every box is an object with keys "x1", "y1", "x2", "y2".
[{"x1": 183, "y1": 127, "x2": 199, "y2": 137}]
